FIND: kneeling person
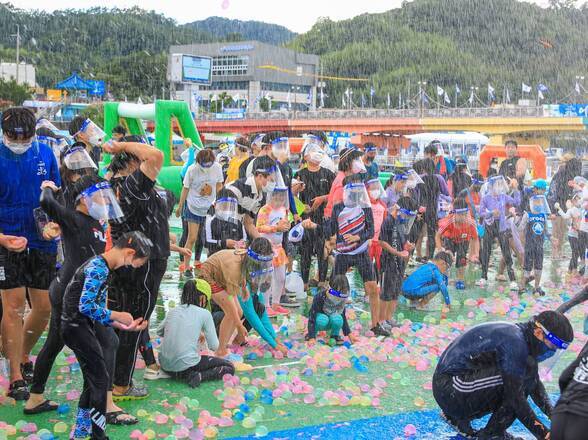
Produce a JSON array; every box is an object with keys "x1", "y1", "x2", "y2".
[{"x1": 401, "y1": 252, "x2": 453, "y2": 308}]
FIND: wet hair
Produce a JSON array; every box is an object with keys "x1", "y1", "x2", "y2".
[
  {"x1": 108, "y1": 151, "x2": 140, "y2": 175},
  {"x1": 329, "y1": 275, "x2": 350, "y2": 295},
  {"x1": 68, "y1": 116, "x2": 86, "y2": 137},
  {"x1": 196, "y1": 148, "x2": 215, "y2": 165},
  {"x1": 113, "y1": 231, "x2": 152, "y2": 259},
  {"x1": 565, "y1": 158, "x2": 582, "y2": 179},
  {"x1": 414, "y1": 158, "x2": 435, "y2": 176},
  {"x1": 252, "y1": 156, "x2": 276, "y2": 175},
  {"x1": 70, "y1": 174, "x2": 105, "y2": 206},
  {"x1": 424, "y1": 141, "x2": 439, "y2": 156},
  {"x1": 397, "y1": 195, "x2": 418, "y2": 212},
  {"x1": 434, "y1": 251, "x2": 453, "y2": 267},
  {"x1": 505, "y1": 139, "x2": 518, "y2": 148},
  {"x1": 263, "y1": 131, "x2": 286, "y2": 146},
  {"x1": 307, "y1": 130, "x2": 328, "y2": 144},
  {"x1": 217, "y1": 187, "x2": 237, "y2": 201},
  {"x1": 249, "y1": 236, "x2": 272, "y2": 256},
  {"x1": 1, "y1": 107, "x2": 36, "y2": 139},
  {"x1": 121, "y1": 134, "x2": 146, "y2": 143},
  {"x1": 112, "y1": 125, "x2": 126, "y2": 135},
  {"x1": 342, "y1": 174, "x2": 363, "y2": 186},
  {"x1": 338, "y1": 147, "x2": 363, "y2": 172},
  {"x1": 181, "y1": 280, "x2": 208, "y2": 308},
  {"x1": 363, "y1": 142, "x2": 377, "y2": 151},
  {"x1": 453, "y1": 198, "x2": 468, "y2": 211},
  {"x1": 534, "y1": 310, "x2": 574, "y2": 344},
  {"x1": 235, "y1": 136, "x2": 251, "y2": 151}
]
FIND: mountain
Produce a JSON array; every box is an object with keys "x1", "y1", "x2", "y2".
[
  {"x1": 290, "y1": 0, "x2": 588, "y2": 107},
  {"x1": 184, "y1": 17, "x2": 296, "y2": 45}
]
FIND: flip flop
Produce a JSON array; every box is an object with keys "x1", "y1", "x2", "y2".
[
  {"x1": 23, "y1": 400, "x2": 59, "y2": 415},
  {"x1": 106, "y1": 410, "x2": 138, "y2": 425}
]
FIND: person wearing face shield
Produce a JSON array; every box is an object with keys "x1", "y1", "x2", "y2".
[
  {"x1": 435, "y1": 198, "x2": 479, "y2": 290},
  {"x1": 360, "y1": 143, "x2": 379, "y2": 181},
  {"x1": 384, "y1": 172, "x2": 409, "y2": 210},
  {"x1": 199, "y1": 238, "x2": 288, "y2": 357},
  {"x1": 61, "y1": 231, "x2": 152, "y2": 440},
  {"x1": 305, "y1": 275, "x2": 353, "y2": 345},
  {"x1": 25, "y1": 176, "x2": 137, "y2": 424},
  {"x1": 378, "y1": 197, "x2": 418, "y2": 329},
  {"x1": 0, "y1": 107, "x2": 62, "y2": 400},
  {"x1": 69, "y1": 116, "x2": 105, "y2": 167},
  {"x1": 401, "y1": 251, "x2": 453, "y2": 309},
  {"x1": 175, "y1": 148, "x2": 224, "y2": 277},
  {"x1": 295, "y1": 141, "x2": 336, "y2": 290},
  {"x1": 204, "y1": 189, "x2": 246, "y2": 257},
  {"x1": 323, "y1": 146, "x2": 365, "y2": 218},
  {"x1": 433, "y1": 310, "x2": 574, "y2": 440},
  {"x1": 518, "y1": 181, "x2": 550, "y2": 296},
  {"x1": 477, "y1": 175, "x2": 521, "y2": 289},
  {"x1": 36, "y1": 119, "x2": 69, "y2": 166},
  {"x1": 366, "y1": 178, "x2": 387, "y2": 279}
]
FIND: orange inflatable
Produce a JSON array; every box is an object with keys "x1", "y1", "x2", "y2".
[{"x1": 479, "y1": 144, "x2": 546, "y2": 179}]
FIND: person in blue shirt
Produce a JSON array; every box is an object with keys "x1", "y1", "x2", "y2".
[
  {"x1": 433, "y1": 310, "x2": 573, "y2": 440},
  {"x1": 360, "y1": 142, "x2": 379, "y2": 181},
  {"x1": 0, "y1": 107, "x2": 61, "y2": 400},
  {"x1": 401, "y1": 251, "x2": 453, "y2": 308},
  {"x1": 519, "y1": 181, "x2": 550, "y2": 296},
  {"x1": 61, "y1": 231, "x2": 152, "y2": 440}
]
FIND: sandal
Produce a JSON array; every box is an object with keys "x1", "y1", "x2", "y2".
[
  {"x1": 106, "y1": 410, "x2": 138, "y2": 425},
  {"x1": 23, "y1": 399, "x2": 59, "y2": 415}
]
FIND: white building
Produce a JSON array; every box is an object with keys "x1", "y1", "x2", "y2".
[{"x1": 0, "y1": 62, "x2": 36, "y2": 87}]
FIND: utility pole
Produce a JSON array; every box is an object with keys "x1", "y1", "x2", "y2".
[{"x1": 12, "y1": 24, "x2": 20, "y2": 84}]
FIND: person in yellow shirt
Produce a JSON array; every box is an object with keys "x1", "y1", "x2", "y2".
[{"x1": 225, "y1": 137, "x2": 251, "y2": 184}]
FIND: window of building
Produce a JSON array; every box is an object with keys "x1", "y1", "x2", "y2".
[
  {"x1": 261, "y1": 82, "x2": 311, "y2": 94},
  {"x1": 200, "y1": 81, "x2": 248, "y2": 91},
  {"x1": 212, "y1": 55, "x2": 249, "y2": 76}
]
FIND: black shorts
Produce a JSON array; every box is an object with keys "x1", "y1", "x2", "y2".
[
  {"x1": 0, "y1": 247, "x2": 56, "y2": 291},
  {"x1": 523, "y1": 236, "x2": 544, "y2": 271},
  {"x1": 333, "y1": 250, "x2": 375, "y2": 283},
  {"x1": 442, "y1": 239, "x2": 469, "y2": 268},
  {"x1": 380, "y1": 259, "x2": 405, "y2": 301}
]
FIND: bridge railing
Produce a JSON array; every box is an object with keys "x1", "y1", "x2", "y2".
[{"x1": 196, "y1": 106, "x2": 550, "y2": 121}]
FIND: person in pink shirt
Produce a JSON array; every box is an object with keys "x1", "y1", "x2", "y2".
[
  {"x1": 324, "y1": 147, "x2": 365, "y2": 219},
  {"x1": 366, "y1": 178, "x2": 387, "y2": 276}
]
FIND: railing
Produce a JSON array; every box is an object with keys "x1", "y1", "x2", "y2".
[{"x1": 196, "y1": 106, "x2": 550, "y2": 121}]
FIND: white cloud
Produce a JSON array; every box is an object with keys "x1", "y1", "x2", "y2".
[{"x1": 8, "y1": 0, "x2": 552, "y2": 33}]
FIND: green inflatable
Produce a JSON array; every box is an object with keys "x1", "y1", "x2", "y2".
[{"x1": 102, "y1": 100, "x2": 203, "y2": 197}]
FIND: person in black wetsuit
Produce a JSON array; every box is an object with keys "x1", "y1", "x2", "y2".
[
  {"x1": 204, "y1": 189, "x2": 247, "y2": 256},
  {"x1": 433, "y1": 310, "x2": 574, "y2": 440},
  {"x1": 24, "y1": 176, "x2": 137, "y2": 425}
]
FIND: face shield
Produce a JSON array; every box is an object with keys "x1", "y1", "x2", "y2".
[
  {"x1": 36, "y1": 118, "x2": 60, "y2": 133},
  {"x1": 573, "y1": 176, "x2": 587, "y2": 190},
  {"x1": 264, "y1": 164, "x2": 285, "y2": 194},
  {"x1": 79, "y1": 181, "x2": 124, "y2": 222},
  {"x1": 271, "y1": 137, "x2": 290, "y2": 162},
  {"x1": 245, "y1": 247, "x2": 274, "y2": 293},
  {"x1": 268, "y1": 186, "x2": 289, "y2": 211},
  {"x1": 529, "y1": 195, "x2": 551, "y2": 215},
  {"x1": 343, "y1": 182, "x2": 371, "y2": 208},
  {"x1": 214, "y1": 197, "x2": 239, "y2": 224},
  {"x1": 488, "y1": 175, "x2": 508, "y2": 196},
  {"x1": 453, "y1": 207, "x2": 470, "y2": 224},
  {"x1": 324, "y1": 287, "x2": 349, "y2": 313},
  {"x1": 63, "y1": 146, "x2": 98, "y2": 171},
  {"x1": 251, "y1": 133, "x2": 266, "y2": 153},
  {"x1": 303, "y1": 142, "x2": 326, "y2": 166},
  {"x1": 398, "y1": 207, "x2": 417, "y2": 235},
  {"x1": 536, "y1": 322, "x2": 570, "y2": 374},
  {"x1": 366, "y1": 178, "x2": 384, "y2": 201},
  {"x1": 288, "y1": 223, "x2": 305, "y2": 243},
  {"x1": 406, "y1": 169, "x2": 424, "y2": 189},
  {"x1": 351, "y1": 158, "x2": 367, "y2": 174},
  {"x1": 76, "y1": 119, "x2": 106, "y2": 146}
]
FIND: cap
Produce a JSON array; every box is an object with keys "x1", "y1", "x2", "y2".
[
  {"x1": 195, "y1": 279, "x2": 212, "y2": 302},
  {"x1": 533, "y1": 179, "x2": 547, "y2": 190}
]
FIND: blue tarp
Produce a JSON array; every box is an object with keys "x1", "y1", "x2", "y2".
[{"x1": 55, "y1": 72, "x2": 93, "y2": 90}]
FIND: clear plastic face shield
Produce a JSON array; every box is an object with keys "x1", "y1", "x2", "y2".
[
  {"x1": 271, "y1": 137, "x2": 290, "y2": 162},
  {"x1": 453, "y1": 207, "x2": 470, "y2": 224},
  {"x1": 36, "y1": 118, "x2": 60, "y2": 133},
  {"x1": 536, "y1": 322, "x2": 570, "y2": 374},
  {"x1": 214, "y1": 197, "x2": 239, "y2": 224},
  {"x1": 326, "y1": 287, "x2": 349, "y2": 310},
  {"x1": 268, "y1": 186, "x2": 289, "y2": 211},
  {"x1": 251, "y1": 133, "x2": 266, "y2": 154},
  {"x1": 265, "y1": 164, "x2": 285, "y2": 193},
  {"x1": 488, "y1": 175, "x2": 509, "y2": 196},
  {"x1": 366, "y1": 178, "x2": 384, "y2": 201},
  {"x1": 406, "y1": 169, "x2": 424, "y2": 189},
  {"x1": 76, "y1": 119, "x2": 105, "y2": 146},
  {"x1": 529, "y1": 195, "x2": 551, "y2": 215},
  {"x1": 343, "y1": 182, "x2": 371, "y2": 208},
  {"x1": 79, "y1": 181, "x2": 124, "y2": 222},
  {"x1": 288, "y1": 223, "x2": 304, "y2": 243},
  {"x1": 398, "y1": 207, "x2": 417, "y2": 235},
  {"x1": 351, "y1": 158, "x2": 367, "y2": 174},
  {"x1": 245, "y1": 248, "x2": 274, "y2": 293},
  {"x1": 63, "y1": 146, "x2": 98, "y2": 171},
  {"x1": 572, "y1": 176, "x2": 587, "y2": 190},
  {"x1": 303, "y1": 142, "x2": 326, "y2": 166}
]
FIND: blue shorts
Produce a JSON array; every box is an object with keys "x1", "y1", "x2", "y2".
[{"x1": 183, "y1": 205, "x2": 206, "y2": 225}]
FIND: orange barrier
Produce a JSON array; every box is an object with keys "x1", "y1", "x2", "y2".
[{"x1": 479, "y1": 145, "x2": 546, "y2": 179}]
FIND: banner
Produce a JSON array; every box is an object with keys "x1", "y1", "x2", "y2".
[{"x1": 46, "y1": 89, "x2": 63, "y2": 101}]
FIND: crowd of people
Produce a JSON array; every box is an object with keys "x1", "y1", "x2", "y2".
[{"x1": 0, "y1": 105, "x2": 587, "y2": 439}]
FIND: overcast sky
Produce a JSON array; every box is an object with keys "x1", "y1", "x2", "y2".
[{"x1": 10, "y1": 0, "x2": 552, "y2": 33}]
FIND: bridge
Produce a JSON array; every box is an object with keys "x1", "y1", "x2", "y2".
[{"x1": 195, "y1": 106, "x2": 588, "y2": 146}]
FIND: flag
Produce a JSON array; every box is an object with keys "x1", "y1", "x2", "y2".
[
  {"x1": 538, "y1": 89, "x2": 545, "y2": 100},
  {"x1": 422, "y1": 93, "x2": 429, "y2": 105},
  {"x1": 307, "y1": 88, "x2": 312, "y2": 104},
  {"x1": 361, "y1": 94, "x2": 366, "y2": 108},
  {"x1": 342, "y1": 92, "x2": 346, "y2": 108},
  {"x1": 538, "y1": 83, "x2": 549, "y2": 93},
  {"x1": 444, "y1": 91, "x2": 451, "y2": 104},
  {"x1": 455, "y1": 84, "x2": 461, "y2": 95},
  {"x1": 387, "y1": 93, "x2": 391, "y2": 109},
  {"x1": 370, "y1": 87, "x2": 376, "y2": 97},
  {"x1": 576, "y1": 81, "x2": 581, "y2": 94},
  {"x1": 487, "y1": 84, "x2": 495, "y2": 101},
  {"x1": 437, "y1": 85, "x2": 445, "y2": 96},
  {"x1": 320, "y1": 88, "x2": 325, "y2": 108},
  {"x1": 522, "y1": 83, "x2": 532, "y2": 94},
  {"x1": 468, "y1": 89, "x2": 474, "y2": 105},
  {"x1": 398, "y1": 92, "x2": 402, "y2": 108},
  {"x1": 287, "y1": 90, "x2": 291, "y2": 109},
  {"x1": 505, "y1": 88, "x2": 511, "y2": 104}
]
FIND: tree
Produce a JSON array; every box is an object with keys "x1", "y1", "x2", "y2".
[
  {"x1": 80, "y1": 103, "x2": 105, "y2": 129},
  {"x1": 0, "y1": 79, "x2": 33, "y2": 109}
]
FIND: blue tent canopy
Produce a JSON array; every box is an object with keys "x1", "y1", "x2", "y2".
[{"x1": 55, "y1": 72, "x2": 93, "y2": 90}]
